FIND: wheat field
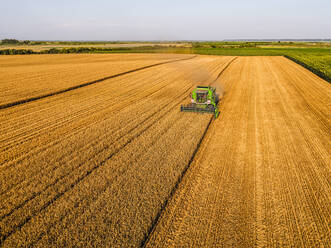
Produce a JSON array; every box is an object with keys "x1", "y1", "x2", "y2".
[{"x1": 0, "y1": 54, "x2": 329, "y2": 247}]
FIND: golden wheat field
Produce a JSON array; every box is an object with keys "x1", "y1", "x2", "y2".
[{"x1": 0, "y1": 54, "x2": 330, "y2": 247}]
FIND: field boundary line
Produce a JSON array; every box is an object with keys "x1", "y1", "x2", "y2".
[
  {"x1": 140, "y1": 57, "x2": 237, "y2": 248},
  {"x1": 283, "y1": 55, "x2": 330, "y2": 83},
  {"x1": 0, "y1": 55, "x2": 197, "y2": 110}
]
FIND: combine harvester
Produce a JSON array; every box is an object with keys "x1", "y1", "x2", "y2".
[{"x1": 180, "y1": 86, "x2": 219, "y2": 118}]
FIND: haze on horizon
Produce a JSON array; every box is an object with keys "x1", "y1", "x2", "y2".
[{"x1": 1, "y1": 0, "x2": 330, "y2": 41}]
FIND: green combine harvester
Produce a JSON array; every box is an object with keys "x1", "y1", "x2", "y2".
[{"x1": 180, "y1": 86, "x2": 220, "y2": 118}]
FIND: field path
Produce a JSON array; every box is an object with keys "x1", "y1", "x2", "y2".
[{"x1": 145, "y1": 57, "x2": 330, "y2": 247}]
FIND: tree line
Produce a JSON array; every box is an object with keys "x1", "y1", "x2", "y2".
[
  {"x1": 1, "y1": 39, "x2": 32, "y2": 45},
  {"x1": 0, "y1": 47, "x2": 124, "y2": 55}
]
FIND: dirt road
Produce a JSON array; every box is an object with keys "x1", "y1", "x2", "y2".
[{"x1": 146, "y1": 57, "x2": 330, "y2": 247}]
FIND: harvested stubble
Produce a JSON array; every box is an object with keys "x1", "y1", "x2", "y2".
[
  {"x1": 0, "y1": 53, "x2": 188, "y2": 106},
  {"x1": 0, "y1": 54, "x2": 234, "y2": 247},
  {"x1": 2, "y1": 54, "x2": 329, "y2": 248},
  {"x1": 146, "y1": 57, "x2": 330, "y2": 248}
]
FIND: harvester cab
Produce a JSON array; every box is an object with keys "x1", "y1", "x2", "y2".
[{"x1": 181, "y1": 85, "x2": 220, "y2": 118}]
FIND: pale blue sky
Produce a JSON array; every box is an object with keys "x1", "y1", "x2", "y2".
[{"x1": 1, "y1": 0, "x2": 330, "y2": 40}]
